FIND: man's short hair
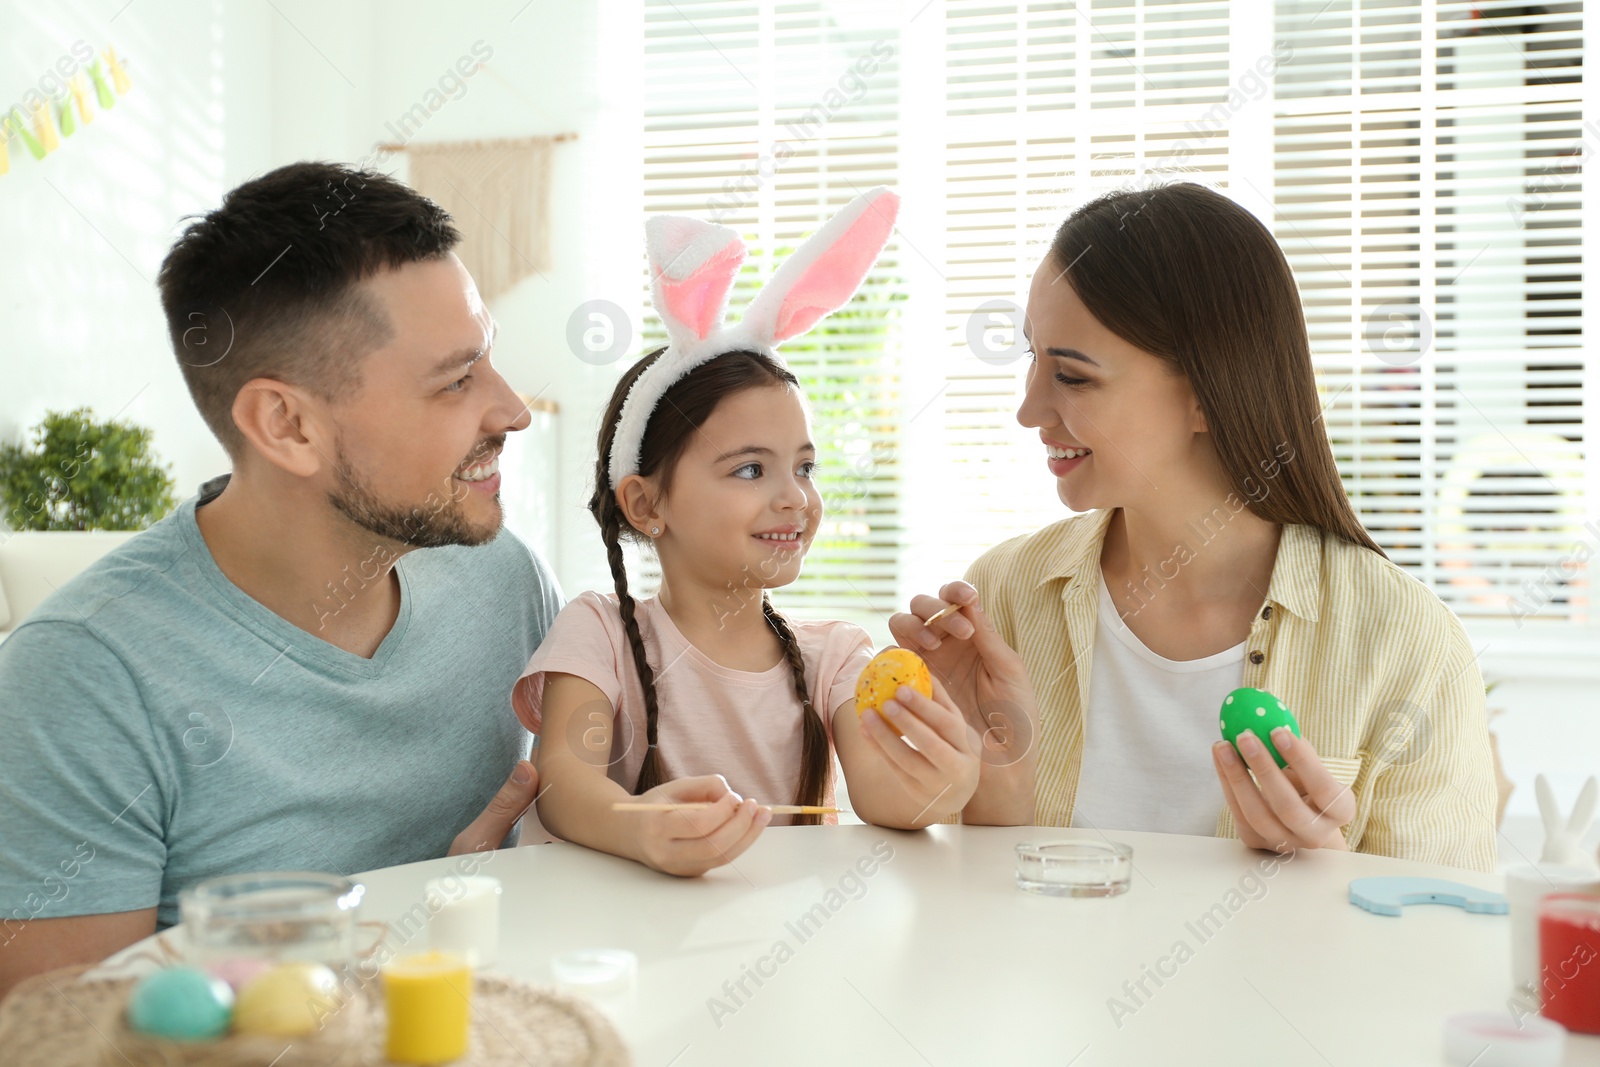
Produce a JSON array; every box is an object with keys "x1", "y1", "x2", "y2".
[{"x1": 157, "y1": 162, "x2": 462, "y2": 456}]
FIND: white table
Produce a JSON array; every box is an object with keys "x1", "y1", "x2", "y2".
[{"x1": 335, "y1": 825, "x2": 1598, "y2": 1066}]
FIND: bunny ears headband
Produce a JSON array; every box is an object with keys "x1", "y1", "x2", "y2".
[{"x1": 607, "y1": 186, "x2": 901, "y2": 490}]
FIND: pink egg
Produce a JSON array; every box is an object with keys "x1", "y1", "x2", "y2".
[{"x1": 205, "y1": 955, "x2": 275, "y2": 992}]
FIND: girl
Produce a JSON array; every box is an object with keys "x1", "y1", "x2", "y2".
[
  {"x1": 518, "y1": 189, "x2": 980, "y2": 876},
  {"x1": 891, "y1": 181, "x2": 1497, "y2": 871}
]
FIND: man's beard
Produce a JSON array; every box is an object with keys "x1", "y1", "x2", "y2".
[{"x1": 327, "y1": 439, "x2": 504, "y2": 549}]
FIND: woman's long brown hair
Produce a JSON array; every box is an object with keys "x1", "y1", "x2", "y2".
[
  {"x1": 1048, "y1": 181, "x2": 1384, "y2": 555},
  {"x1": 588, "y1": 348, "x2": 832, "y2": 824}
]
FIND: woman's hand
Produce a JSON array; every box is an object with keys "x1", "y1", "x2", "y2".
[
  {"x1": 629, "y1": 774, "x2": 771, "y2": 877},
  {"x1": 1213, "y1": 729, "x2": 1356, "y2": 853},
  {"x1": 888, "y1": 581, "x2": 1039, "y2": 785},
  {"x1": 854, "y1": 674, "x2": 982, "y2": 826}
]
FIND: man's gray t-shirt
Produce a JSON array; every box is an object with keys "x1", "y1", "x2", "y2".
[{"x1": 0, "y1": 476, "x2": 561, "y2": 928}]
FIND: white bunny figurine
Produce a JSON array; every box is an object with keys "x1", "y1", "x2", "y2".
[{"x1": 1535, "y1": 773, "x2": 1599, "y2": 870}]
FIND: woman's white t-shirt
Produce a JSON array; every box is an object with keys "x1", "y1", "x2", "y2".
[{"x1": 1070, "y1": 573, "x2": 1245, "y2": 836}]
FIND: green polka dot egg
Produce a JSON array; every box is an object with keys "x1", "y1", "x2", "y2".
[{"x1": 1219, "y1": 687, "x2": 1301, "y2": 768}]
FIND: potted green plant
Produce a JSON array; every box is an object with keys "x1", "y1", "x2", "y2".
[
  {"x1": 0, "y1": 407, "x2": 176, "y2": 531},
  {"x1": 0, "y1": 409, "x2": 178, "y2": 634}
]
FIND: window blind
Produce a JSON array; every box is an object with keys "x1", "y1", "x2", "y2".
[
  {"x1": 639, "y1": 0, "x2": 906, "y2": 621},
  {"x1": 1274, "y1": 0, "x2": 1587, "y2": 624},
  {"x1": 937, "y1": 0, "x2": 1236, "y2": 579}
]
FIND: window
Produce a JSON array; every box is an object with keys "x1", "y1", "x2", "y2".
[
  {"x1": 1274, "y1": 0, "x2": 1587, "y2": 632},
  {"x1": 638, "y1": 0, "x2": 1594, "y2": 653},
  {"x1": 937, "y1": 0, "x2": 1234, "y2": 581},
  {"x1": 640, "y1": 1, "x2": 907, "y2": 622}
]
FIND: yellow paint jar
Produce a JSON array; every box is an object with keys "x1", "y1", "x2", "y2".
[{"x1": 381, "y1": 951, "x2": 472, "y2": 1064}]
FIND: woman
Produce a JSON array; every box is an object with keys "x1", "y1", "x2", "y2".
[{"x1": 891, "y1": 182, "x2": 1496, "y2": 872}]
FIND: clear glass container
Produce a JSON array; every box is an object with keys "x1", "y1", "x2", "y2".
[
  {"x1": 551, "y1": 948, "x2": 638, "y2": 1022},
  {"x1": 1442, "y1": 1010, "x2": 1565, "y2": 1067},
  {"x1": 1014, "y1": 840, "x2": 1133, "y2": 897},
  {"x1": 179, "y1": 870, "x2": 365, "y2": 967}
]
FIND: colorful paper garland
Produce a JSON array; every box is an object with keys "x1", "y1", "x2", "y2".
[{"x1": 1, "y1": 45, "x2": 132, "y2": 177}]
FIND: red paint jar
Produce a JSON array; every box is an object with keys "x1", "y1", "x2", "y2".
[{"x1": 1538, "y1": 892, "x2": 1600, "y2": 1035}]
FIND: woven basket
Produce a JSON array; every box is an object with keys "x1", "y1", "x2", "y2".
[{"x1": 1, "y1": 956, "x2": 631, "y2": 1066}]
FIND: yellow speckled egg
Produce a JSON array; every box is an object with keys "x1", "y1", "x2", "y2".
[
  {"x1": 855, "y1": 648, "x2": 933, "y2": 736},
  {"x1": 233, "y1": 961, "x2": 343, "y2": 1036}
]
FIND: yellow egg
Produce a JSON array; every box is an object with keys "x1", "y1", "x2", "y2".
[
  {"x1": 232, "y1": 961, "x2": 343, "y2": 1036},
  {"x1": 855, "y1": 648, "x2": 933, "y2": 736}
]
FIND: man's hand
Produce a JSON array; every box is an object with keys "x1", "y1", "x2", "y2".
[{"x1": 449, "y1": 759, "x2": 538, "y2": 856}]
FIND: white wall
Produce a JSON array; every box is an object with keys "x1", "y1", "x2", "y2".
[{"x1": 0, "y1": 0, "x2": 635, "y2": 597}]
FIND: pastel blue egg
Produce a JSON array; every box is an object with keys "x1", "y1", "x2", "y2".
[{"x1": 127, "y1": 967, "x2": 234, "y2": 1041}]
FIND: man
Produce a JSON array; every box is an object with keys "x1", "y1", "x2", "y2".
[{"x1": 0, "y1": 162, "x2": 560, "y2": 998}]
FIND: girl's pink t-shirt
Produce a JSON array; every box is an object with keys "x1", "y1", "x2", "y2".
[{"x1": 519, "y1": 591, "x2": 874, "y2": 822}]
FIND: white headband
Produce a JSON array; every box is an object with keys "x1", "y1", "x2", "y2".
[{"x1": 607, "y1": 186, "x2": 901, "y2": 490}]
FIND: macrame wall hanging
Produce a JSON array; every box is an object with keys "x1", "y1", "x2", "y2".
[{"x1": 384, "y1": 133, "x2": 574, "y2": 303}]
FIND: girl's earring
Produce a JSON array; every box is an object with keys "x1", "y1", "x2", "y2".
[{"x1": 650, "y1": 526, "x2": 661, "y2": 536}]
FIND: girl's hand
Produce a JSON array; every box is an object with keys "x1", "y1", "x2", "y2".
[
  {"x1": 1213, "y1": 729, "x2": 1356, "y2": 853},
  {"x1": 855, "y1": 674, "x2": 982, "y2": 825},
  {"x1": 629, "y1": 774, "x2": 771, "y2": 877},
  {"x1": 887, "y1": 581, "x2": 1038, "y2": 773}
]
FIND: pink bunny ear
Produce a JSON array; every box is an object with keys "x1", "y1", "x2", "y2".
[
  {"x1": 739, "y1": 187, "x2": 899, "y2": 346},
  {"x1": 646, "y1": 215, "x2": 747, "y2": 347}
]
